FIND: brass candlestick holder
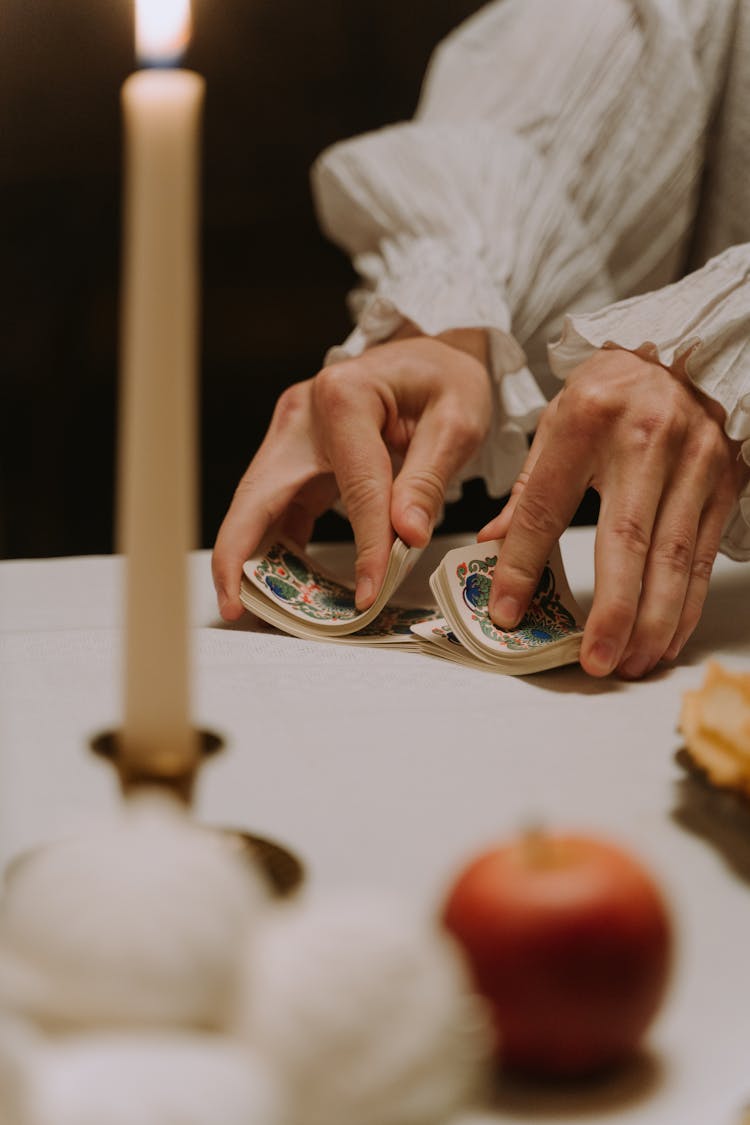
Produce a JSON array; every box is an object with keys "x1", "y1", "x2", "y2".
[{"x1": 90, "y1": 728, "x2": 304, "y2": 898}]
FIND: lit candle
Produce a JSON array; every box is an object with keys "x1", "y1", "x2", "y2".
[{"x1": 118, "y1": 0, "x2": 204, "y2": 778}]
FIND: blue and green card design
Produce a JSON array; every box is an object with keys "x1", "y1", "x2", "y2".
[
  {"x1": 418, "y1": 539, "x2": 585, "y2": 674},
  {"x1": 240, "y1": 537, "x2": 436, "y2": 644}
]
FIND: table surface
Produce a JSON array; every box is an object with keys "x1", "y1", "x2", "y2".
[{"x1": 1, "y1": 529, "x2": 749, "y2": 1125}]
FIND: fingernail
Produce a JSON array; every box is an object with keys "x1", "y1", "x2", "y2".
[
  {"x1": 406, "y1": 507, "x2": 432, "y2": 542},
  {"x1": 664, "y1": 636, "x2": 684, "y2": 662},
  {"x1": 491, "y1": 595, "x2": 521, "y2": 628},
  {"x1": 355, "y1": 576, "x2": 374, "y2": 609},
  {"x1": 619, "y1": 653, "x2": 649, "y2": 680},
  {"x1": 588, "y1": 639, "x2": 617, "y2": 675}
]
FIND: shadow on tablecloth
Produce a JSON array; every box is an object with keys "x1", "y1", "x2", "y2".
[{"x1": 672, "y1": 771, "x2": 750, "y2": 887}]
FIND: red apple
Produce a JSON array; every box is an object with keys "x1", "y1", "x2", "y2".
[{"x1": 442, "y1": 832, "x2": 673, "y2": 1077}]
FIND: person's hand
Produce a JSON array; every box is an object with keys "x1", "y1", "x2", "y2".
[
  {"x1": 212, "y1": 327, "x2": 491, "y2": 621},
  {"x1": 479, "y1": 348, "x2": 749, "y2": 679}
]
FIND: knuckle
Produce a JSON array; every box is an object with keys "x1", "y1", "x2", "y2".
[
  {"x1": 497, "y1": 558, "x2": 542, "y2": 593},
  {"x1": 313, "y1": 363, "x2": 361, "y2": 413},
  {"x1": 609, "y1": 513, "x2": 651, "y2": 559},
  {"x1": 652, "y1": 530, "x2": 694, "y2": 575},
  {"x1": 442, "y1": 406, "x2": 488, "y2": 452},
  {"x1": 511, "y1": 492, "x2": 561, "y2": 541},
  {"x1": 424, "y1": 402, "x2": 488, "y2": 462},
  {"x1": 399, "y1": 466, "x2": 446, "y2": 511},
  {"x1": 629, "y1": 611, "x2": 675, "y2": 652},
  {"x1": 271, "y1": 381, "x2": 309, "y2": 428},
  {"x1": 562, "y1": 380, "x2": 618, "y2": 431},
  {"x1": 629, "y1": 410, "x2": 681, "y2": 453},
  {"x1": 595, "y1": 595, "x2": 636, "y2": 637},
  {"x1": 690, "y1": 547, "x2": 716, "y2": 584},
  {"x1": 340, "y1": 472, "x2": 384, "y2": 519}
]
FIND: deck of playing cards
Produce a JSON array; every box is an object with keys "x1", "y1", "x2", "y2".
[
  {"x1": 239, "y1": 537, "x2": 437, "y2": 643},
  {"x1": 413, "y1": 539, "x2": 585, "y2": 675},
  {"x1": 240, "y1": 536, "x2": 585, "y2": 672}
]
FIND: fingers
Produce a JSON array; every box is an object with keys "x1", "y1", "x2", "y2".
[
  {"x1": 477, "y1": 489, "x2": 519, "y2": 544},
  {"x1": 580, "y1": 465, "x2": 665, "y2": 677},
  {"x1": 213, "y1": 334, "x2": 491, "y2": 621},
  {"x1": 482, "y1": 350, "x2": 741, "y2": 679},
  {"x1": 583, "y1": 417, "x2": 735, "y2": 678},
  {"x1": 390, "y1": 398, "x2": 488, "y2": 548},
  {"x1": 212, "y1": 383, "x2": 323, "y2": 621},
  {"x1": 662, "y1": 437, "x2": 748, "y2": 664},
  {"x1": 616, "y1": 508, "x2": 712, "y2": 679},
  {"x1": 487, "y1": 421, "x2": 591, "y2": 632},
  {"x1": 660, "y1": 497, "x2": 725, "y2": 662},
  {"x1": 312, "y1": 366, "x2": 394, "y2": 609},
  {"x1": 387, "y1": 334, "x2": 490, "y2": 548},
  {"x1": 212, "y1": 465, "x2": 317, "y2": 621},
  {"x1": 478, "y1": 409, "x2": 554, "y2": 543},
  {"x1": 280, "y1": 475, "x2": 340, "y2": 550},
  {"x1": 314, "y1": 338, "x2": 490, "y2": 606},
  {"x1": 617, "y1": 436, "x2": 734, "y2": 677}
]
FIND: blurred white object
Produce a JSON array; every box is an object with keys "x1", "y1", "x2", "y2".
[
  {"x1": 0, "y1": 1014, "x2": 36, "y2": 1125},
  {"x1": 0, "y1": 794, "x2": 269, "y2": 1031},
  {"x1": 235, "y1": 894, "x2": 492, "y2": 1125},
  {"x1": 16, "y1": 1031, "x2": 281, "y2": 1125}
]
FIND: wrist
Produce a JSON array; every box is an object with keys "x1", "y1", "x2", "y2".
[
  {"x1": 435, "y1": 327, "x2": 489, "y2": 369},
  {"x1": 389, "y1": 319, "x2": 489, "y2": 369}
]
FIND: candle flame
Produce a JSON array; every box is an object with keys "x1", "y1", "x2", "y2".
[{"x1": 136, "y1": 0, "x2": 192, "y2": 66}]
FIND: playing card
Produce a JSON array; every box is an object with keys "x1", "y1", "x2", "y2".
[
  {"x1": 239, "y1": 537, "x2": 436, "y2": 642},
  {"x1": 429, "y1": 539, "x2": 585, "y2": 674},
  {"x1": 410, "y1": 616, "x2": 527, "y2": 673},
  {"x1": 409, "y1": 617, "x2": 474, "y2": 665},
  {"x1": 410, "y1": 617, "x2": 462, "y2": 651}
]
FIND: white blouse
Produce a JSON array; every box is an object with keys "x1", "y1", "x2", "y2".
[{"x1": 310, "y1": 0, "x2": 750, "y2": 559}]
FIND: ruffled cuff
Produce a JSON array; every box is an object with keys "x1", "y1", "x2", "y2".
[
  {"x1": 548, "y1": 244, "x2": 750, "y2": 560},
  {"x1": 324, "y1": 236, "x2": 546, "y2": 503}
]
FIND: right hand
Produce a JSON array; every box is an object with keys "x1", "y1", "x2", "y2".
[
  {"x1": 212, "y1": 328, "x2": 492, "y2": 621},
  {"x1": 479, "y1": 348, "x2": 747, "y2": 678}
]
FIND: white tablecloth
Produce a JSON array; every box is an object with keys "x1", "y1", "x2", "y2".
[{"x1": 1, "y1": 529, "x2": 749, "y2": 1124}]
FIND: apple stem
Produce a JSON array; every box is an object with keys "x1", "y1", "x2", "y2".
[{"x1": 521, "y1": 825, "x2": 552, "y2": 867}]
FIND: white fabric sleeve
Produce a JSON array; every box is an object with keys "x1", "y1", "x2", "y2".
[
  {"x1": 310, "y1": 0, "x2": 734, "y2": 501},
  {"x1": 314, "y1": 125, "x2": 553, "y2": 500},
  {"x1": 548, "y1": 243, "x2": 750, "y2": 560}
]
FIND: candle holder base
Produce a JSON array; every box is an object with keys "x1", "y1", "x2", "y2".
[
  {"x1": 218, "y1": 828, "x2": 305, "y2": 899},
  {"x1": 90, "y1": 728, "x2": 221, "y2": 804},
  {"x1": 90, "y1": 729, "x2": 304, "y2": 897}
]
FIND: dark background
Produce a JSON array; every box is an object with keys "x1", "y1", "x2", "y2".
[{"x1": 0, "y1": 0, "x2": 596, "y2": 560}]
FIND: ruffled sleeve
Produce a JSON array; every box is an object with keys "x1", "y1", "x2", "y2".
[
  {"x1": 310, "y1": 0, "x2": 735, "y2": 500},
  {"x1": 313, "y1": 123, "x2": 556, "y2": 500},
  {"x1": 548, "y1": 243, "x2": 750, "y2": 559}
]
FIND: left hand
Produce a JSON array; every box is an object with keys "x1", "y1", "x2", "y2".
[
  {"x1": 479, "y1": 348, "x2": 749, "y2": 679},
  {"x1": 212, "y1": 326, "x2": 490, "y2": 621}
]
